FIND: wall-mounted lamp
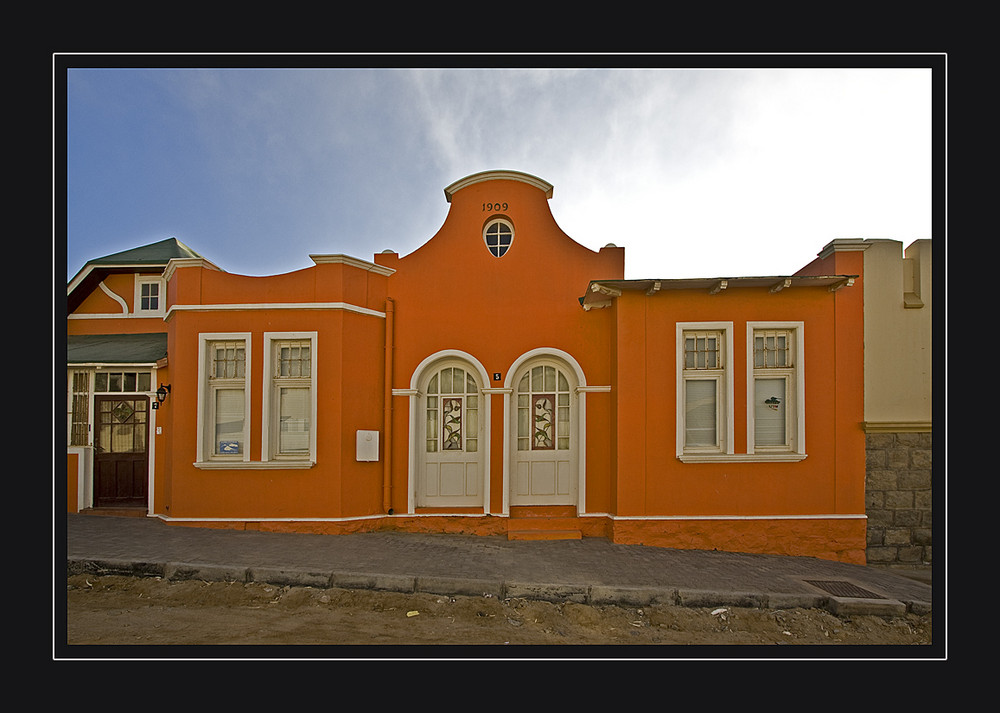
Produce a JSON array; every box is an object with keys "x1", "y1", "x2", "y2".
[{"x1": 156, "y1": 383, "x2": 172, "y2": 403}]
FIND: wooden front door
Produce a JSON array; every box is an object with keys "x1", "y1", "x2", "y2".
[{"x1": 94, "y1": 395, "x2": 149, "y2": 508}]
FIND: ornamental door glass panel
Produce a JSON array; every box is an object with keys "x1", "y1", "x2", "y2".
[
  {"x1": 513, "y1": 362, "x2": 576, "y2": 506},
  {"x1": 97, "y1": 398, "x2": 148, "y2": 454},
  {"x1": 418, "y1": 365, "x2": 483, "y2": 507}
]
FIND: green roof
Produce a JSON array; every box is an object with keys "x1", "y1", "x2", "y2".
[
  {"x1": 85, "y1": 237, "x2": 202, "y2": 267},
  {"x1": 67, "y1": 333, "x2": 168, "y2": 365}
]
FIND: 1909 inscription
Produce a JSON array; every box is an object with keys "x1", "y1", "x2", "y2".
[{"x1": 483, "y1": 202, "x2": 509, "y2": 211}]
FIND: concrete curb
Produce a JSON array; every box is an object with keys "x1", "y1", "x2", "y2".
[{"x1": 66, "y1": 557, "x2": 928, "y2": 617}]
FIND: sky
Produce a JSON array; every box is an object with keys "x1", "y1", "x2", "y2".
[{"x1": 62, "y1": 57, "x2": 939, "y2": 283}]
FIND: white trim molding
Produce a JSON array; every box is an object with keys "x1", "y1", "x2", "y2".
[
  {"x1": 678, "y1": 453, "x2": 808, "y2": 463},
  {"x1": 309, "y1": 253, "x2": 396, "y2": 276},
  {"x1": 166, "y1": 301, "x2": 386, "y2": 321},
  {"x1": 98, "y1": 280, "x2": 129, "y2": 314},
  {"x1": 444, "y1": 170, "x2": 554, "y2": 201}
]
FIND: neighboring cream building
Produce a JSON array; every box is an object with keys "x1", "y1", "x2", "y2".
[{"x1": 858, "y1": 238, "x2": 933, "y2": 568}]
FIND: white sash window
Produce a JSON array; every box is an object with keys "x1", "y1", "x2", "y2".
[
  {"x1": 677, "y1": 323, "x2": 734, "y2": 457},
  {"x1": 748, "y1": 323, "x2": 805, "y2": 456},
  {"x1": 264, "y1": 333, "x2": 317, "y2": 462},
  {"x1": 203, "y1": 337, "x2": 249, "y2": 460}
]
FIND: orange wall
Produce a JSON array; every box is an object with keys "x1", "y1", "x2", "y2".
[
  {"x1": 611, "y1": 275, "x2": 865, "y2": 520},
  {"x1": 73, "y1": 273, "x2": 135, "y2": 314},
  {"x1": 154, "y1": 260, "x2": 389, "y2": 519},
  {"x1": 66, "y1": 177, "x2": 866, "y2": 562},
  {"x1": 375, "y1": 178, "x2": 623, "y2": 515},
  {"x1": 69, "y1": 271, "x2": 168, "y2": 336}
]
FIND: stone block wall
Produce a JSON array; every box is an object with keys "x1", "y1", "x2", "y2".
[{"x1": 865, "y1": 431, "x2": 932, "y2": 568}]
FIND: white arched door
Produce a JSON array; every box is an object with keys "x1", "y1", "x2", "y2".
[
  {"x1": 417, "y1": 362, "x2": 484, "y2": 508},
  {"x1": 511, "y1": 360, "x2": 578, "y2": 506}
]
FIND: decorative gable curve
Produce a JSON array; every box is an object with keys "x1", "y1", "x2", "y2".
[{"x1": 444, "y1": 170, "x2": 553, "y2": 202}]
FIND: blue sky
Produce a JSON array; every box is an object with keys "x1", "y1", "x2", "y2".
[{"x1": 63, "y1": 58, "x2": 938, "y2": 283}]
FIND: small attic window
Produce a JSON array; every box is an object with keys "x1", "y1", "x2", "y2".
[{"x1": 483, "y1": 217, "x2": 513, "y2": 257}]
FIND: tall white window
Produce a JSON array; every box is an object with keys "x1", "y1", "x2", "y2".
[
  {"x1": 200, "y1": 334, "x2": 250, "y2": 462},
  {"x1": 264, "y1": 333, "x2": 317, "y2": 462},
  {"x1": 748, "y1": 323, "x2": 804, "y2": 455},
  {"x1": 677, "y1": 323, "x2": 733, "y2": 458}
]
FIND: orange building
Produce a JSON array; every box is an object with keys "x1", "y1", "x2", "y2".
[{"x1": 66, "y1": 170, "x2": 868, "y2": 563}]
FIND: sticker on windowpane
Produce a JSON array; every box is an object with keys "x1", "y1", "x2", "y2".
[
  {"x1": 755, "y1": 378, "x2": 786, "y2": 446},
  {"x1": 218, "y1": 441, "x2": 241, "y2": 454}
]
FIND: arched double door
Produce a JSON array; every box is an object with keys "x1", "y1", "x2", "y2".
[{"x1": 412, "y1": 351, "x2": 582, "y2": 512}]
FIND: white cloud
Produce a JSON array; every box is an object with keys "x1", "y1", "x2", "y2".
[{"x1": 66, "y1": 65, "x2": 934, "y2": 282}]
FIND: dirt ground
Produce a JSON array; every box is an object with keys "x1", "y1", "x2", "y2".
[{"x1": 63, "y1": 574, "x2": 932, "y2": 653}]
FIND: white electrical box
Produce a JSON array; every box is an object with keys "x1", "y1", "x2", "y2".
[{"x1": 356, "y1": 430, "x2": 379, "y2": 462}]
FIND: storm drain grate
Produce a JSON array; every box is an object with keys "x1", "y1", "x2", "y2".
[{"x1": 804, "y1": 580, "x2": 886, "y2": 599}]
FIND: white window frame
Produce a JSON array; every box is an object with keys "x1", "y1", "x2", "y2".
[
  {"x1": 135, "y1": 275, "x2": 165, "y2": 316},
  {"x1": 483, "y1": 217, "x2": 514, "y2": 257},
  {"x1": 746, "y1": 321, "x2": 805, "y2": 459},
  {"x1": 197, "y1": 333, "x2": 252, "y2": 464},
  {"x1": 262, "y1": 332, "x2": 317, "y2": 464},
  {"x1": 676, "y1": 322, "x2": 734, "y2": 460}
]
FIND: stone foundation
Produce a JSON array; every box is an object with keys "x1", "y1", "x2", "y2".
[{"x1": 865, "y1": 431, "x2": 932, "y2": 568}]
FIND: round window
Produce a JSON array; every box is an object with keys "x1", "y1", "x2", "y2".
[{"x1": 483, "y1": 217, "x2": 513, "y2": 257}]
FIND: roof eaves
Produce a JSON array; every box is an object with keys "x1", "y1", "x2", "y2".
[{"x1": 580, "y1": 274, "x2": 858, "y2": 308}]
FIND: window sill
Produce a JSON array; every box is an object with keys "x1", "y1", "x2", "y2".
[
  {"x1": 194, "y1": 460, "x2": 315, "y2": 470},
  {"x1": 677, "y1": 453, "x2": 807, "y2": 463}
]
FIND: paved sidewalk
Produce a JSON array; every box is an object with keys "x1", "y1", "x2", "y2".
[{"x1": 63, "y1": 514, "x2": 932, "y2": 616}]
